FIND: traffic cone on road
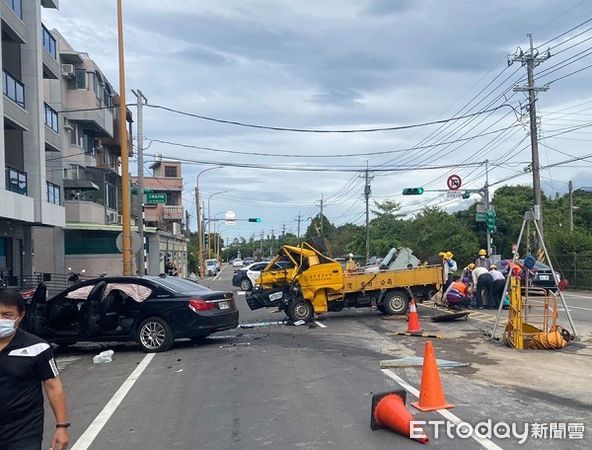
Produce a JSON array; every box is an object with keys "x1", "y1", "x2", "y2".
[
  {"x1": 411, "y1": 341, "x2": 454, "y2": 411},
  {"x1": 406, "y1": 299, "x2": 421, "y2": 333},
  {"x1": 371, "y1": 390, "x2": 429, "y2": 444}
]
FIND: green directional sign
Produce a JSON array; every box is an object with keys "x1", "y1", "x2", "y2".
[
  {"x1": 475, "y1": 212, "x2": 487, "y2": 222},
  {"x1": 146, "y1": 193, "x2": 167, "y2": 204}
]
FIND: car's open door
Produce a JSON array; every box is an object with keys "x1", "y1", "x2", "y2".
[
  {"x1": 26, "y1": 283, "x2": 48, "y2": 336},
  {"x1": 80, "y1": 281, "x2": 106, "y2": 337}
]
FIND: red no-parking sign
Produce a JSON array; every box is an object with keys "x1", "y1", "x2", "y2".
[{"x1": 447, "y1": 175, "x2": 462, "y2": 191}]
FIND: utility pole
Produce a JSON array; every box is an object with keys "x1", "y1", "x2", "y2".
[
  {"x1": 362, "y1": 163, "x2": 374, "y2": 263},
  {"x1": 296, "y1": 211, "x2": 302, "y2": 238},
  {"x1": 569, "y1": 180, "x2": 574, "y2": 232},
  {"x1": 319, "y1": 195, "x2": 324, "y2": 237},
  {"x1": 116, "y1": 0, "x2": 132, "y2": 275},
  {"x1": 260, "y1": 230, "x2": 264, "y2": 255},
  {"x1": 484, "y1": 159, "x2": 492, "y2": 256},
  {"x1": 281, "y1": 223, "x2": 286, "y2": 240},
  {"x1": 511, "y1": 33, "x2": 550, "y2": 245},
  {"x1": 270, "y1": 229, "x2": 274, "y2": 255},
  {"x1": 132, "y1": 89, "x2": 147, "y2": 275}
]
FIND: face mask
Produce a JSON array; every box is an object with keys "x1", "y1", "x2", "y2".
[
  {"x1": 480, "y1": 256, "x2": 485, "y2": 259},
  {"x1": 0, "y1": 319, "x2": 17, "y2": 339}
]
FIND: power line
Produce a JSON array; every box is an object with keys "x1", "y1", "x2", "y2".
[{"x1": 144, "y1": 103, "x2": 516, "y2": 134}]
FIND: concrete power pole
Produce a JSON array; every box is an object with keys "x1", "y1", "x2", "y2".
[
  {"x1": 132, "y1": 89, "x2": 147, "y2": 275},
  {"x1": 569, "y1": 180, "x2": 574, "y2": 232},
  {"x1": 362, "y1": 164, "x2": 374, "y2": 263},
  {"x1": 296, "y1": 211, "x2": 302, "y2": 238},
  {"x1": 319, "y1": 195, "x2": 324, "y2": 237},
  {"x1": 511, "y1": 33, "x2": 550, "y2": 245},
  {"x1": 484, "y1": 160, "x2": 492, "y2": 256}
]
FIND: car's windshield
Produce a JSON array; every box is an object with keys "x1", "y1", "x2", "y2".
[{"x1": 151, "y1": 277, "x2": 209, "y2": 294}]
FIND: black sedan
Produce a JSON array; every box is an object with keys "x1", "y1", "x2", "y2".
[
  {"x1": 24, "y1": 275, "x2": 239, "y2": 352},
  {"x1": 500, "y1": 259, "x2": 563, "y2": 291}
]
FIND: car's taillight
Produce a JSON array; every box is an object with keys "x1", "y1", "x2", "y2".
[{"x1": 188, "y1": 299, "x2": 215, "y2": 312}]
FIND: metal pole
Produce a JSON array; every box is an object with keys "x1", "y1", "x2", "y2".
[
  {"x1": 364, "y1": 163, "x2": 373, "y2": 263},
  {"x1": 195, "y1": 167, "x2": 222, "y2": 277},
  {"x1": 484, "y1": 160, "x2": 491, "y2": 255},
  {"x1": 132, "y1": 90, "x2": 147, "y2": 275},
  {"x1": 296, "y1": 211, "x2": 301, "y2": 238},
  {"x1": 117, "y1": 0, "x2": 132, "y2": 275},
  {"x1": 491, "y1": 216, "x2": 527, "y2": 339},
  {"x1": 569, "y1": 180, "x2": 574, "y2": 232},
  {"x1": 532, "y1": 219, "x2": 578, "y2": 338},
  {"x1": 207, "y1": 190, "x2": 227, "y2": 259},
  {"x1": 527, "y1": 33, "x2": 544, "y2": 243}
]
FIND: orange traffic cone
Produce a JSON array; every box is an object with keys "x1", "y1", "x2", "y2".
[
  {"x1": 406, "y1": 299, "x2": 421, "y2": 333},
  {"x1": 411, "y1": 341, "x2": 454, "y2": 411},
  {"x1": 371, "y1": 390, "x2": 429, "y2": 444}
]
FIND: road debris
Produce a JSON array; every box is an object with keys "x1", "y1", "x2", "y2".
[
  {"x1": 92, "y1": 350, "x2": 114, "y2": 364},
  {"x1": 380, "y1": 356, "x2": 468, "y2": 369}
]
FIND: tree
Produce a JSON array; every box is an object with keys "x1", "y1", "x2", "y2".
[
  {"x1": 304, "y1": 214, "x2": 335, "y2": 239},
  {"x1": 401, "y1": 207, "x2": 479, "y2": 265}
]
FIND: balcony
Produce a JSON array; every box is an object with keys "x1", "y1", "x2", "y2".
[
  {"x1": 64, "y1": 200, "x2": 106, "y2": 225},
  {"x1": 5, "y1": 166, "x2": 27, "y2": 195},
  {"x1": 3, "y1": 69, "x2": 24, "y2": 108},
  {"x1": 163, "y1": 205, "x2": 184, "y2": 220}
]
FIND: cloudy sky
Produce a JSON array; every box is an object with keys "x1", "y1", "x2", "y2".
[{"x1": 44, "y1": 0, "x2": 592, "y2": 242}]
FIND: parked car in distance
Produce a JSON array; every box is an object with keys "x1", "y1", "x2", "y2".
[
  {"x1": 500, "y1": 259, "x2": 562, "y2": 291},
  {"x1": 232, "y1": 261, "x2": 292, "y2": 291},
  {"x1": 232, "y1": 258, "x2": 244, "y2": 269},
  {"x1": 205, "y1": 259, "x2": 219, "y2": 276},
  {"x1": 243, "y1": 257, "x2": 254, "y2": 266},
  {"x1": 23, "y1": 275, "x2": 239, "y2": 352}
]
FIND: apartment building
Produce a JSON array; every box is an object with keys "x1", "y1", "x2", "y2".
[
  {"x1": 133, "y1": 160, "x2": 188, "y2": 277},
  {"x1": 47, "y1": 31, "x2": 138, "y2": 277},
  {"x1": 0, "y1": 0, "x2": 65, "y2": 284}
]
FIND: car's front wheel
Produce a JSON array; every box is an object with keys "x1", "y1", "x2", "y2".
[
  {"x1": 136, "y1": 317, "x2": 174, "y2": 352},
  {"x1": 286, "y1": 299, "x2": 314, "y2": 323},
  {"x1": 240, "y1": 278, "x2": 253, "y2": 291}
]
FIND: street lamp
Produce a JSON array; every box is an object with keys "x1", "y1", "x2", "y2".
[
  {"x1": 195, "y1": 166, "x2": 222, "y2": 277},
  {"x1": 207, "y1": 191, "x2": 228, "y2": 258}
]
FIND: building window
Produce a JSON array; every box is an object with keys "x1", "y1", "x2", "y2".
[
  {"x1": 75, "y1": 69, "x2": 86, "y2": 89},
  {"x1": 70, "y1": 124, "x2": 83, "y2": 146},
  {"x1": 42, "y1": 25, "x2": 57, "y2": 59},
  {"x1": 5, "y1": 166, "x2": 27, "y2": 195},
  {"x1": 44, "y1": 103, "x2": 59, "y2": 133},
  {"x1": 3, "y1": 0, "x2": 22, "y2": 19},
  {"x1": 164, "y1": 166, "x2": 177, "y2": 177},
  {"x1": 3, "y1": 70, "x2": 25, "y2": 108},
  {"x1": 105, "y1": 183, "x2": 117, "y2": 210},
  {"x1": 46, "y1": 181, "x2": 61, "y2": 205},
  {"x1": 82, "y1": 134, "x2": 95, "y2": 155}
]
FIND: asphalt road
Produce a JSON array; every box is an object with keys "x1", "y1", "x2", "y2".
[{"x1": 44, "y1": 265, "x2": 592, "y2": 449}]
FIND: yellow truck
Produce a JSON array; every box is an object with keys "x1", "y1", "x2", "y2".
[{"x1": 245, "y1": 244, "x2": 444, "y2": 322}]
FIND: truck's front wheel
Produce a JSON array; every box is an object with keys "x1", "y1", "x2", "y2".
[
  {"x1": 287, "y1": 299, "x2": 313, "y2": 323},
  {"x1": 382, "y1": 291, "x2": 409, "y2": 315}
]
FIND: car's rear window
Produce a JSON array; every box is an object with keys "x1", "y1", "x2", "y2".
[{"x1": 152, "y1": 277, "x2": 209, "y2": 294}]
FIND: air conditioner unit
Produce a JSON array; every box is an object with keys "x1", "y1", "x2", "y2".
[
  {"x1": 61, "y1": 64, "x2": 75, "y2": 78},
  {"x1": 106, "y1": 212, "x2": 120, "y2": 224}
]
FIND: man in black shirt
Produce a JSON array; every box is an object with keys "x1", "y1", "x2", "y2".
[{"x1": 0, "y1": 288, "x2": 70, "y2": 450}]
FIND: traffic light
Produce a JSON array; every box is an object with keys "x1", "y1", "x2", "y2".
[
  {"x1": 402, "y1": 187, "x2": 425, "y2": 195},
  {"x1": 462, "y1": 191, "x2": 471, "y2": 199},
  {"x1": 204, "y1": 234, "x2": 209, "y2": 246},
  {"x1": 248, "y1": 218, "x2": 262, "y2": 222},
  {"x1": 486, "y1": 210, "x2": 496, "y2": 231}
]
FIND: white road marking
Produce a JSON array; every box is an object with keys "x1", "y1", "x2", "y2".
[
  {"x1": 71, "y1": 353, "x2": 155, "y2": 450},
  {"x1": 236, "y1": 291, "x2": 246, "y2": 296},
  {"x1": 381, "y1": 369, "x2": 503, "y2": 450},
  {"x1": 314, "y1": 320, "x2": 327, "y2": 328},
  {"x1": 563, "y1": 292, "x2": 592, "y2": 300},
  {"x1": 213, "y1": 264, "x2": 226, "y2": 281},
  {"x1": 55, "y1": 356, "x2": 81, "y2": 371}
]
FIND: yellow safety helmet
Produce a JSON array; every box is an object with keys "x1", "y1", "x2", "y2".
[
  {"x1": 468, "y1": 263, "x2": 475, "y2": 270},
  {"x1": 490, "y1": 264, "x2": 497, "y2": 270},
  {"x1": 445, "y1": 251, "x2": 454, "y2": 259},
  {"x1": 438, "y1": 252, "x2": 446, "y2": 257},
  {"x1": 479, "y1": 249, "x2": 487, "y2": 256}
]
